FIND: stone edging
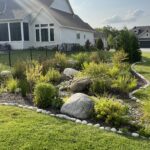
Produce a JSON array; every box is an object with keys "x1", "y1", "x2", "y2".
[
  {"x1": 0, "y1": 102, "x2": 149, "y2": 140},
  {"x1": 129, "y1": 62, "x2": 150, "y2": 103}
]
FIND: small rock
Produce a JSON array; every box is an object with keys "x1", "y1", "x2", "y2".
[
  {"x1": 63, "y1": 68, "x2": 79, "y2": 78},
  {"x1": 37, "y1": 109, "x2": 42, "y2": 113},
  {"x1": 100, "y1": 127, "x2": 105, "y2": 130},
  {"x1": 132, "y1": 133, "x2": 139, "y2": 137},
  {"x1": 87, "y1": 123, "x2": 93, "y2": 126},
  {"x1": 111, "y1": 128, "x2": 117, "y2": 132},
  {"x1": 82, "y1": 120, "x2": 88, "y2": 125},
  {"x1": 105, "y1": 127, "x2": 111, "y2": 131},
  {"x1": 117, "y1": 130, "x2": 123, "y2": 134},
  {"x1": 76, "y1": 119, "x2": 82, "y2": 124},
  {"x1": 94, "y1": 124, "x2": 100, "y2": 128}
]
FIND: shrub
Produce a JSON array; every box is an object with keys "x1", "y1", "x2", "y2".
[
  {"x1": 116, "y1": 29, "x2": 142, "y2": 63},
  {"x1": 112, "y1": 50, "x2": 128, "y2": 66},
  {"x1": 96, "y1": 38, "x2": 104, "y2": 50},
  {"x1": 94, "y1": 97, "x2": 129, "y2": 126},
  {"x1": 6, "y1": 78, "x2": 18, "y2": 93},
  {"x1": 90, "y1": 79, "x2": 111, "y2": 94},
  {"x1": 34, "y1": 83, "x2": 56, "y2": 108},
  {"x1": 18, "y1": 79, "x2": 29, "y2": 97},
  {"x1": 45, "y1": 68, "x2": 61, "y2": 83},
  {"x1": 111, "y1": 75, "x2": 137, "y2": 94},
  {"x1": 81, "y1": 62, "x2": 109, "y2": 78},
  {"x1": 85, "y1": 40, "x2": 91, "y2": 50},
  {"x1": 72, "y1": 52, "x2": 89, "y2": 68},
  {"x1": 13, "y1": 61, "x2": 26, "y2": 79},
  {"x1": 54, "y1": 52, "x2": 68, "y2": 71}
]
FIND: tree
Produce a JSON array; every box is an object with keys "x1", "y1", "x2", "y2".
[
  {"x1": 116, "y1": 29, "x2": 141, "y2": 63},
  {"x1": 96, "y1": 38, "x2": 104, "y2": 50}
]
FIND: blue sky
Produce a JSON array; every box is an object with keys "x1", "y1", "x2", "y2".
[{"x1": 70, "y1": 0, "x2": 150, "y2": 29}]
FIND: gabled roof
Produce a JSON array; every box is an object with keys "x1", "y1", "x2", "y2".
[
  {"x1": 49, "y1": 8, "x2": 94, "y2": 32},
  {"x1": 0, "y1": 0, "x2": 94, "y2": 32}
]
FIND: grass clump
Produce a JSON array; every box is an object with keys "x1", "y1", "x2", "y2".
[{"x1": 6, "y1": 78, "x2": 18, "y2": 93}]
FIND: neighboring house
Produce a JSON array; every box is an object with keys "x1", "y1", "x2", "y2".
[
  {"x1": 132, "y1": 26, "x2": 150, "y2": 48},
  {"x1": 94, "y1": 31, "x2": 108, "y2": 49},
  {"x1": 0, "y1": 0, "x2": 94, "y2": 50}
]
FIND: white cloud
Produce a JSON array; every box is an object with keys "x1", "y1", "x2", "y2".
[{"x1": 103, "y1": 9, "x2": 144, "y2": 24}]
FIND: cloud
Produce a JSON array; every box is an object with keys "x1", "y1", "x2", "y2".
[{"x1": 103, "y1": 9, "x2": 144, "y2": 24}]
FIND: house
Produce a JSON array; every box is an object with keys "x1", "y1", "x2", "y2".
[
  {"x1": 132, "y1": 26, "x2": 150, "y2": 48},
  {"x1": 0, "y1": 0, "x2": 94, "y2": 50},
  {"x1": 94, "y1": 31, "x2": 108, "y2": 49}
]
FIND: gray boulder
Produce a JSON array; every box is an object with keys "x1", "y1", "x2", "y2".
[
  {"x1": 63, "y1": 68, "x2": 79, "y2": 78},
  {"x1": 61, "y1": 93, "x2": 94, "y2": 119},
  {"x1": 70, "y1": 78, "x2": 91, "y2": 93}
]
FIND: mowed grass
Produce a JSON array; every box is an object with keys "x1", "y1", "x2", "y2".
[{"x1": 0, "y1": 106, "x2": 150, "y2": 150}]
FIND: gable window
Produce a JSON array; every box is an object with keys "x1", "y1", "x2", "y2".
[
  {"x1": 0, "y1": 23, "x2": 9, "y2": 41},
  {"x1": 36, "y1": 29, "x2": 40, "y2": 42},
  {"x1": 10, "y1": 22, "x2": 22, "y2": 41},
  {"x1": 77, "y1": 33, "x2": 80, "y2": 39},
  {"x1": 23, "y1": 23, "x2": 29, "y2": 41},
  {"x1": 50, "y1": 28, "x2": 54, "y2": 41},
  {"x1": 41, "y1": 28, "x2": 48, "y2": 42}
]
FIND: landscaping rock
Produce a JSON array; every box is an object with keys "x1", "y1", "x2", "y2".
[
  {"x1": 61, "y1": 93, "x2": 94, "y2": 119},
  {"x1": 94, "y1": 124, "x2": 100, "y2": 128},
  {"x1": 100, "y1": 127, "x2": 105, "y2": 130},
  {"x1": 82, "y1": 120, "x2": 88, "y2": 125},
  {"x1": 70, "y1": 78, "x2": 92, "y2": 93},
  {"x1": 132, "y1": 133, "x2": 139, "y2": 137},
  {"x1": 76, "y1": 119, "x2": 82, "y2": 124},
  {"x1": 105, "y1": 127, "x2": 111, "y2": 131},
  {"x1": 87, "y1": 123, "x2": 93, "y2": 126},
  {"x1": 0, "y1": 70, "x2": 12, "y2": 78},
  {"x1": 63, "y1": 68, "x2": 79, "y2": 78},
  {"x1": 111, "y1": 128, "x2": 117, "y2": 132}
]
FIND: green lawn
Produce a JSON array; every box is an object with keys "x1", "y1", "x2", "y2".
[{"x1": 0, "y1": 106, "x2": 150, "y2": 150}]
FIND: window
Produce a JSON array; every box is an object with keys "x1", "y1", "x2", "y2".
[
  {"x1": 36, "y1": 29, "x2": 40, "y2": 42},
  {"x1": 35, "y1": 24, "x2": 39, "y2": 27},
  {"x1": 41, "y1": 24, "x2": 48, "y2": 27},
  {"x1": 23, "y1": 23, "x2": 29, "y2": 41},
  {"x1": 50, "y1": 28, "x2": 54, "y2": 41},
  {"x1": 50, "y1": 24, "x2": 54, "y2": 26},
  {"x1": 0, "y1": 23, "x2": 9, "y2": 41},
  {"x1": 77, "y1": 33, "x2": 80, "y2": 39},
  {"x1": 41, "y1": 28, "x2": 48, "y2": 42},
  {"x1": 10, "y1": 22, "x2": 21, "y2": 41}
]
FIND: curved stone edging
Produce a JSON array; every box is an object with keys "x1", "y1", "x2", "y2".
[
  {"x1": 0, "y1": 102, "x2": 149, "y2": 140},
  {"x1": 129, "y1": 62, "x2": 150, "y2": 103}
]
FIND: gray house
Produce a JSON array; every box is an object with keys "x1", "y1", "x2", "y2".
[{"x1": 132, "y1": 26, "x2": 150, "y2": 48}]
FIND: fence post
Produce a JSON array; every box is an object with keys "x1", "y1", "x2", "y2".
[
  {"x1": 8, "y1": 50, "x2": 11, "y2": 67},
  {"x1": 30, "y1": 48, "x2": 33, "y2": 61}
]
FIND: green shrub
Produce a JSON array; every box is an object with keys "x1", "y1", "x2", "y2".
[
  {"x1": 139, "y1": 126, "x2": 150, "y2": 138},
  {"x1": 6, "y1": 78, "x2": 18, "y2": 93},
  {"x1": 81, "y1": 62, "x2": 109, "y2": 78},
  {"x1": 85, "y1": 40, "x2": 91, "y2": 50},
  {"x1": 18, "y1": 79, "x2": 29, "y2": 97},
  {"x1": 45, "y1": 68, "x2": 61, "y2": 83},
  {"x1": 33, "y1": 83, "x2": 57, "y2": 108},
  {"x1": 90, "y1": 79, "x2": 111, "y2": 94},
  {"x1": 72, "y1": 52, "x2": 89, "y2": 68},
  {"x1": 54, "y1": 52, "x2": 68, "y2": 71},
  {"x1": 13, "y1": 61, "x2": 26, "y2": 79},
  {"x1": 96, "y1": 38, "x2": 104, "y2": 50},
  {"x1": 111, "y1": 75, "x2": 137, "y2": 94},
  {"x1": 94, "y1": 97, "x2": 129, "y2": 126}
]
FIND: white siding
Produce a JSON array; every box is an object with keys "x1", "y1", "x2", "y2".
[
  {"x1": 60, "y1": 28, "x2": 94, "y2": 46},
  {"x1": 51, "y1": 0, "x2": 72, "y2": 14}
]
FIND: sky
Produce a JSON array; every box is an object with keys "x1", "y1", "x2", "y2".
[{"x1": 70, "y1": 0, "x2": 150, "y2": 29}]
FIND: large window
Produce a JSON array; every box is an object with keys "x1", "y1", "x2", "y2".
[
  {"x1": 50, "y1": 28, "x2": 54, "y2": 41},
  {"x1": 35, "y1": 23, "x2": 55, "y2": 42},
  {"x1": 77, "y1": 33, "x2": 80, "y2": 39},
  {"x1": 0, "y1": 23, "x2": 9, "y2": 41},
  {"x1": 23, "y1": 23, "x2": 29, "y2": 41},
  {"x1": 41, "y1": 28, "x2": 48, "y2": 42},
  {"x1": 10, "y1": 23, "x2": 22, "y2": 41}
]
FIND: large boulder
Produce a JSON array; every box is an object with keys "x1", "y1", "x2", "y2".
[
  {"x1": 61, "y1": 93, "x2": 94, "y2": 119},
  {"x1": 63, "y1": 68, "x2": 79, "y2": 78},
  {"x1": 70, "y1": 78, "x2": 91, "y2": 93}
]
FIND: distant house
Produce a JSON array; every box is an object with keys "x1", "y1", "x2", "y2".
[
  {"x1": 0, "y1": 0, "x2": 94, "y2": 50},
  {"x1": 94, "y1": 31, "x2": 108, "y2": 49},
  {"x1": 132, "y1": 26, "x2": 150, "y2": 48}
]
